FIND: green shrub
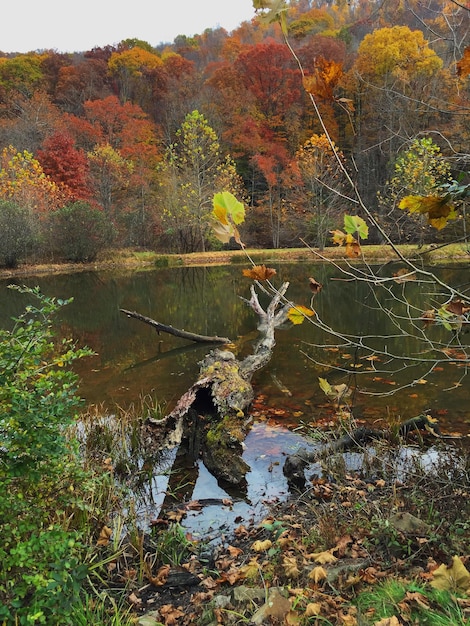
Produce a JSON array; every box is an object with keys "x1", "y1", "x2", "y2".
[
  {"x1": 47, "y1": 201, "x2": 115, "y2": 262},
  {"x1": 0, "y1": 200, "x2": 36, "y2": 268},
  {"x1": 0, "y1": 285, "x2": 94, "y2": 624}
]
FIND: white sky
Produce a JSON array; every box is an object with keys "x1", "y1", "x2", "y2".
[{"x1": 1, "y1": 0, "x2": 256, "y2": 54}]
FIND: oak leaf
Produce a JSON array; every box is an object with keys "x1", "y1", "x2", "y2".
[{"x1": 242, "y1": 264, "x2": 277, "y2": 280}]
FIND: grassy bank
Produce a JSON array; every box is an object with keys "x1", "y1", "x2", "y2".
[{"x1": 0, "y1": 242, "x2": 469, "y2": 280}]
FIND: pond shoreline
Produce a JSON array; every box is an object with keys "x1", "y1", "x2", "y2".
[{"x1": 1, "y1": 243, "x2": 468, "y2": 280}]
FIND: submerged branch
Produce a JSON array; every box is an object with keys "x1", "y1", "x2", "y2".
[{"x1": 120, "y1": 309, "x2": 231, "y2": 344}]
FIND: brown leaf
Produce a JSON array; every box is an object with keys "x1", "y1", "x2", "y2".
[
  {"x1": 96, "y1": 525, "x2": 112, "y2": 546},
  {"x1": 373, "y1": 617, "x2": 400, "y2": 626},
  {"x1": 393, "y1": 268, "x2": 416, "y2": 283},
  {"x1": 148, "y1": 564, "x2": 170, "y2": 587},
  {"x1": 159, "y1": 603, "x2": 185, "y2": 625},
  {"x1": 445, "y1": 299, "x2": 470, "y2": 316},
  {"x1": 430, "y1": 556, "x2": 470, "y2": 592},
  {"x1": 308, "y1": 277, "x2": 323, "y2": 294},
  {"x1": 242, "y1": 264, "x2": 276, "y2": 280}
]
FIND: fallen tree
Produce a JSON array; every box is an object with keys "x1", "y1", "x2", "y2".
[{"x1": 121, "y1": 281, "x2": 292, "y2": 487}]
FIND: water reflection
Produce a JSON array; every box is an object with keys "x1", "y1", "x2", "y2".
[{"x1": 1, "y1": 263, "x2": 469, "y2": 436}]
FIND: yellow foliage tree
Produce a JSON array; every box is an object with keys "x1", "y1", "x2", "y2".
[{"x1": 0, "y1": 145, "x2": 66, "y2": 214}]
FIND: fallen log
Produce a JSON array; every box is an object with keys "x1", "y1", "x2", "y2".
[
  {"x1": 283, "y1": 414, "x2": 446, "y2": 489},
  {"x1": 122, "y1": 282, "x2": 293, "y2": 487}
]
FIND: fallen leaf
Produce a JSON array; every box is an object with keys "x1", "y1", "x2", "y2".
[
  {"x1": 128, "y1": 592, "x2": 142, "y2": 606},
  {"x1": 309, "y1": 566, "x2": 327, "y2": 583},
  {"x1": 159, "y1": 603, "x2": 185, "y2": 625},
  {"x1": 283, "y1": 556, "x2": 300, "y2": 579},
  {"x1": 148, "y1": 564, "x2": 170, "y2": 587},
  {"x1": 305, "y1": 602, "x2": 322, "y2": 616},
  {"x1": 373, "y1": 617, "x2": 400, "y2": 626},
  {"x1": 252, "y1": 539, "x2": 273, "y2": 552},
  {"x1": 96, "y1": 525, "x2": 112, "y2": 546},
  {"x1": 430, "y1": 556, "x2": 470, "y2": 592}
]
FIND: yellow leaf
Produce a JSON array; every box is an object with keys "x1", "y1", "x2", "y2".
[
  {"x1": 287, "y1": 305, "x2": 315, "y2": 325},
  {"x1": 239, "y1": 557, "x2": 260, "y2": 579},
  {"x1": 305, "y1": 602, "x2": 322, "y2": 616},
  {"x1": 283, "y1": 556, "x2": 300, "y2": 579},
  {"x1": 308, "y1": 566, "x2": 327, "y2": 582},
  {"x1": 331, "y1": 229, "x2": 345, "y2": 245},
  {"x1": 319, "y1": 377, "x2": 332, "y2": 395},
  {"x1": 430, "y1": 556, "x2": 470, "y2": 592},
  {"x1": 311, "y1": 550, "x2": 338, "y2": 564},
  {"x1": 212, "y1": 203, "x2": 229, "y2": 225},
  {"x1": 252, "y1": 539, "x2": 273, "y2": 552}
]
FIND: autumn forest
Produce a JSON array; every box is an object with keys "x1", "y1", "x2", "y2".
[{"x1": 1, "y1": 0, "x2": 469, "y2": 266}]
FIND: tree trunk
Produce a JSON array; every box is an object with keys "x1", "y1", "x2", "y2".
[{"x1": 121, "y1": 282, "x2": 292, "y2": 487}]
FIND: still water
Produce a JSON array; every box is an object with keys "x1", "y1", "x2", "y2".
[
  {"x1": 1, "y1": 262, "x2": 469, "y2": 532},
  {"x1": 1, "y1": 262, "x2": 469, "y2": 435}
]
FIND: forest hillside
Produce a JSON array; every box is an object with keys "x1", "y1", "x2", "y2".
[{"x1": 0, "y1": 0, "x2": 469, "y2": 266}]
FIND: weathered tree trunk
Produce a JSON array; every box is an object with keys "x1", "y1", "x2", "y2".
[{"x1": 121, "y1": 282, "x2": 292, "y2": 487}]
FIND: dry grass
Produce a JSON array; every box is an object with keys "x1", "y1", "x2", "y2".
[{"x1": 1, "y1": 243, "x2": 468, "y2": 279}]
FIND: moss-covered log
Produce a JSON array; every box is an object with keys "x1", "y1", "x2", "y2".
[{"x1": 122, "y1": 282, "x2": 292, "y2": 486}]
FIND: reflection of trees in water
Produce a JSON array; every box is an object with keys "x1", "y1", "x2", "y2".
[{"x1": 1, "y1": 264, "x2": 468, "y2": 431}]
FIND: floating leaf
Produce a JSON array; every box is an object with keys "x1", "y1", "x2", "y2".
[
  {"x1": 287, "y1": 305, "x2": 315, "y2": 325},
  {"x1": 318, "y1": 377, "x2": 332, "y2": 396},
  {"x1": 430, "y1": 556, "x2": 470, "y2": 592},
  {"x1": 242, "y1": 264, "x2": 277, "y2": 280}
]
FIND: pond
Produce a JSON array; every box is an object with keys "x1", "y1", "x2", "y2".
[{"x1": 2, "y1": 262, "x2": 469, "y2": 533}]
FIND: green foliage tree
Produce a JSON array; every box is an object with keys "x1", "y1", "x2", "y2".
[
  {"x1": 378, "y1": 137, "x2": 454, "y2": 241},
  {"x1": 0, "y1": 200, "x2": 36, "y2": 267},
  {"x1": 157, "y1": 110, "x2": 245, "y2": 252},
  {"x1": 47, "y1": 201, "x2": 115, "y2": 262},
  {"x1": 290, "y1": 133, "x2": 350, "y2": 249}
]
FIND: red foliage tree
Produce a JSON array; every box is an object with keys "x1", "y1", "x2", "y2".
[{"x1": 37, "y1": 132, "x2": 91, "y2": 202}]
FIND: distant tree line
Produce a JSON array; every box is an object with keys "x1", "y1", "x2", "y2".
[{"x1": 0, "y1": 0, "x2": 469, "y2": 265}]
